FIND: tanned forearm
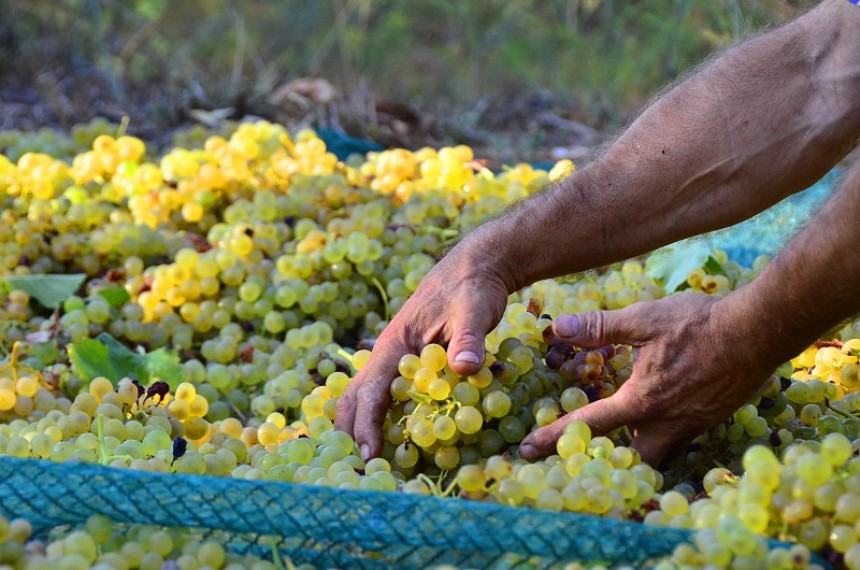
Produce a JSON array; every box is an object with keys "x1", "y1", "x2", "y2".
[
  {"x1": 724, "y1": 162, "x2": 860, "y2": 368},
  {"x1": 459, "y1": 0, "x2": 860, "y2": 292}
]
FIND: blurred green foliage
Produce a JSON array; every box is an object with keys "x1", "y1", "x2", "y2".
[{"x1": 3, "y1": 0, "x2": 815, "y2": 125}]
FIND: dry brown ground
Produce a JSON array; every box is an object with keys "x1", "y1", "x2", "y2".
[{"x1": 0, "y1": 68, "x2": 604, "y2": 165}]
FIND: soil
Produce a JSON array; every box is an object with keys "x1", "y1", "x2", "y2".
[{"x1": 0, "y1": 64, "x2": 605, "y2": 166}]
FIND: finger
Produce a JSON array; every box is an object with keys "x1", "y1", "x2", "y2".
[
  {"x1": 446, "y1": 303, "x2": 499, "y2": 376},
  {"x1": 553, "y1": 305, "x2": 651, "y2": 348},
  {"x1": 353, "y1": 376, "x2": 395, "y2": 461},
  {"x1": 334, "y1": 380, "x2": 358, "y2": 438},
  {"x1": 519, "y1": 394, "x2": 635, "y2": 460},
  {"x1": 336, "y1": 329, "x2": 405, "y2": 449},
  {"x1": 350, "y1": 343, "x2": 402, "y2": 460},
  {"x1": 630, "y1": 426, "x2": 678, "y2": 467}
]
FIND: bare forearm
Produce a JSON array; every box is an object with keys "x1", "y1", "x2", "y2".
[{"x1": 462, "y1": 0, "x2": 860, "y2": 292}]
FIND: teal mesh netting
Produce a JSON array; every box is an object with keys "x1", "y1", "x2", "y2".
[
  {"x1": 0, "y1": 457, "x2": 829, "y2": 569},
  {"x1": 696, "y1": 170, "x2": 838, "y2": 267},
  {"x1": 0, "y1": 457, "x2": 698, "y2": 568}
]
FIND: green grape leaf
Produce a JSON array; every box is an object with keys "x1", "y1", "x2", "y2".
[
  {"x1": 68, "y1": 333, "x2": 184, "y2": 390},
  {"x1": 68, "y1": 337, "x2": 121, "y2": 384},
  {"x1": 139, "y1": 347, "x2": 184, "y2": 388},
  {"x1": 27, "y1": 340, "x2": 62, "y2": 367},
  {"x1": 97, "y1": 287, "x2": 131, "y2": 307},
  {"x1": 2, "y1": 274, "x2": 86, "y2": 309},
  {"x1": 704, "y1": 256, "x2": 725, "y2": 276},
  {"x1": 94, "y1": 333, "x2": 150, "y2": 382},
  {"x1": 645, "y1": 242, "x2": 713, "y2": 293}
]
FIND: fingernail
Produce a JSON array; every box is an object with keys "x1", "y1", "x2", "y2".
[
  {"x1": 360, "y1": 444, "x2": 370, "y2": 461},
  {"x1": 555, "y1": 314, "x2": 580, "y2": 338},
  {"x1": 454, "y1": 351, "x2": 481, "y2": 365}
]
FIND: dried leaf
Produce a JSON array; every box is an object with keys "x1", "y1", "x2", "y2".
[{"x1": 526, "y1": 298, "x2": 543, "y2": 318}]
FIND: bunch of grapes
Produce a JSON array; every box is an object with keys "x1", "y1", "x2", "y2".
[{"x1": 0, "y1": 511, "x2": 310, "y2": 570}]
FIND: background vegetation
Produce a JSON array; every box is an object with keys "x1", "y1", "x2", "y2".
[{"x1": 0, "y1": 0, "x2": 816, "y2": 160}]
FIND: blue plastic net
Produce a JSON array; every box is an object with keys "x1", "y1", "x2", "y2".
[
  {"x1": 673, "y1": 170, "x2": 839, "y2": 267},
  {"x1": 0, "y1": 457, "x2": 697, "y2": 568},
  {"x1": 0, "y1": 457, "x2": 832, "y2": 569},
  {"x1": 316, "y1": 129, "x2": 385, "y2": 161}
]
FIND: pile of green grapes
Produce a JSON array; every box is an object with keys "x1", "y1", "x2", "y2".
[
  {"x1": 0, "y1": 512, "x2": 304, "y2": 570},
  {"x1": 0, "y1": 119, "x2": 859, "y2": 569}
]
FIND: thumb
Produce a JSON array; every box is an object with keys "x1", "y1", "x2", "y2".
[
  {"x1": 446, "y1": 305, "x2": 500, "y2": 376},
  {"x1": 519, "y1": 393, "x2": 634, "y2": 460},
  {"x1": 553, "y1": 306, "x2": 650, "y2": 348}
]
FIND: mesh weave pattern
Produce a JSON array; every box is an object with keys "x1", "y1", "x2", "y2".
[
  {"x1": 703, "y1": 170, "x2": 837, "y2": 267},
  {"x1": 0, "y1": 457, "x2": 697, "y2": 568}
]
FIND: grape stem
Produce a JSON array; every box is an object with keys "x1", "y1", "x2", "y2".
[
  {"x1": 116, "y1": 116, "x2": 130, "y2": 138},
  {"x1": 405, "y1": 391, "x2": 461, "y2": 421},
  {"x1": 406, "y1": 390, "x2": 437, "y2": 407},
  {"x1": 0, "y1": 341, "x2": 42, "y2": 384},
  {"x1": 335, "y1": 348, "x2": 355, "y2": 372},
  {"x1": 226, "y1": 399, "x2": 249, "y2": 424},
  {"x1": 427, "y1": 400, "x2": 460, "y2": 421},
  {"x1": 826, "y1": 402, "x2": 860, "y2": 421},
  {"x1": 368, "y1": 276, "x2": 390, "y2": 321},
  {"x1": 96, "y1": 414, "x2": 133, "y2": 466},
  {"x1": 416, "y1": 472, "x2": 457, "y2": 498},
  {"x1": 268, "y1": 537, "x2": 288, "y2": 570},
  {"x1": 279, "y1": 134, "x2": 297, "y2": 157}
]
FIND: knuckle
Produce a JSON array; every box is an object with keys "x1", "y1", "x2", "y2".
[
  {"x1": 376, "y1": 319, "x2": 402, "y2": 342},
  {"x1": 341, "y1": 380, "x2": 360, "y2": 399},
  {"x1": 355, "y1": 382, "x2": 371, "y2": 400},
  {"x1": 619, "y1": 382, "x2": 661, "y2": 418},
  {"x1": 532, "y1": 429, "x2": 552, "y2": 447},
  {"x1": 452, "y1": 328, "x2": 483, "y2": 351},
  {"x1": 382, "y1": 322, "x2": 422, "y2": 355},
  {"x1": 638, "y1": 392, "x2": 666, "y2": 417},
  {"x1": 585, "y1": 310, "x2": 608, "y2": 342},
  {"x1": 335, "y1": 395, "x2": 351, "y2": 414},
  {"x1": 357, "y1": 379, "x2": 384, "y2": 402}
]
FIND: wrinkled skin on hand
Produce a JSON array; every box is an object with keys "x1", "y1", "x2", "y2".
[
  {"x1": 519, "y1": 292, "x2": 779, "y2": 465},
  {"x1": 335, "y1": 251, "x2": 510, "y2": 460},
  {"x1": 337, "y1": 249, "x2": 780, "y2": 467}
]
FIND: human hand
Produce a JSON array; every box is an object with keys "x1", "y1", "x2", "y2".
[
  {"x1": 519, "y1": 292, "x2": 778, "y2": 465},
  {"x1": 335, "y1": 244, "x2": 513, "y2": 461}
]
